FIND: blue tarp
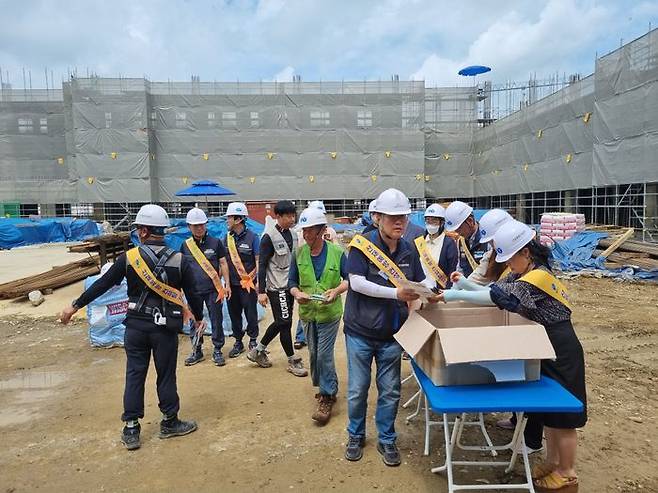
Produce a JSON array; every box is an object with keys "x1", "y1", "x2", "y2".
[{"x1": 0, "y1": 218, "x2": 101, "y2": 250}]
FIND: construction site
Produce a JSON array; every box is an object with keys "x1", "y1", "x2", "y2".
[{"x1": 1, "y1": 23, "x2": 657, "y2": 493}]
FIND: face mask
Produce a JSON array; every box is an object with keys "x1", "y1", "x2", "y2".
[{"x1": 426, "y1": 224, "x2": 441, "y2": 235}]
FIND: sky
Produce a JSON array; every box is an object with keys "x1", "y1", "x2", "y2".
[{"x1": 1, "y1": 0, "x2": 657, "y2": 88}]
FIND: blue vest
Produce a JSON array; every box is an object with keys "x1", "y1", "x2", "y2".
[
  {"x1": 459, "y1": 227, "x2": 488, "y2": 277},
  {"x1": 344, "y1": 230, "x2": 420, "y2": 341},
  {"x1": 180, "y1": 234, "x2": 222, "y2": 295}
]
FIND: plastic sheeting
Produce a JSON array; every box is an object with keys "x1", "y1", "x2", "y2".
[
  {"x1": 163, "y1": 217, "x2": 264, "y2": 251},
  {"x1": 85, "y1": 270, "x2": 127, "y2": 347},
  {"x1": 0, "y1": 217, "x2": 100, "y2": 249}
]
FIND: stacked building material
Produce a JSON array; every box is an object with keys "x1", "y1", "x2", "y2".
[{"x1": 540, "y1": 213, "x2": 586, "y2": 246}]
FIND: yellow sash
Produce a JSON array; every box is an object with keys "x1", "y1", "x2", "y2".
[
  {"x1": 519, "y1": 269, "x2": 572, "y2": 310},
  {"x1": 185, "y1": 237, "x2": 225, "y2": 301},
  {"x1": 227, "y1": 233, "x2": 256, "y2": 292},
  {"x1": 499, "y1": 266, "x2": 512, "y2": 280},
  {"x1": 348, "y1": 234, "x2": 407, "y2": 288},
  {"x1": 414, "y1": 236, "x2": 448, "y2": 288},
  {"x1": 126, "y1": 248, "x2": 194, "y2": 324},
  {"x1": 458, "y1": 236, "x2": 479, "y2": 272}
]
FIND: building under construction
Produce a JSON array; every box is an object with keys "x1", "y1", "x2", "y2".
[{"x1": 1, "y1": 30, "x2": 657, "y2": 239}]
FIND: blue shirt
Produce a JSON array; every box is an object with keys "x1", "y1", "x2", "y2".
[
  {"x1": 343, "y1": 230, "x2": 425, "y2": 341},
  {"x1": 288, "y1": 242, "x2": 348, "y2": 288},
  {"x1": 223, "y1": 227, "x2": 260, "y2": 287}
]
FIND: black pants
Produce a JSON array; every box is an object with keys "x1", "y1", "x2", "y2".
[
  {"x1": 226, "y1": 285, "x2": 259, "y2": 344},
  {"x1": 260, "y1": 289, "x2": 295, "y2": 357},
  {"x1": 190, "y1": 291, "x2": 224, "y2": 351},
  {"x1": 122, "y1": 322, "x2": 179, "y2": 422},
  {"x1": 510, "y1": 412, "x2": 544, "y2": 449}
]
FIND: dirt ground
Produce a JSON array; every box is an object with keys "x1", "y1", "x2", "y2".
[{"x1": 1, "y1": 276, "x2": 657, "y2": 492}]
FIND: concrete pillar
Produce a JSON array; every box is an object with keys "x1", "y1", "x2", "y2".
[
  {"x1": 515, "y1": 194, "x2": 525, "y2": 222},
  {"x1": 93, "y1": 203, "x2": 105, "y2": 222},
  {"x1": 563, "y1": 190, "x2": 575, "y2": 213},
  {"x1": 39, "y1": 204, "x2": 57, "y2": 217},
  {"x1": 646, "y1": 183, "x2": 658, "y2": 232}
]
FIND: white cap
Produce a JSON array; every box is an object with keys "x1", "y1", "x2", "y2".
[
  {"x1": 308, "y1": 200, "x2": 326, "y2": 213},
  {"x1": 373, "y1": 188, "x2": 411, "y2": 215},
  {"x1": 493, "y1": 220, "x2": 536, "y2": 263},
  {"x1": 424, "y1": 203, "x2": 445, "y2": 218},
  {"x1": 133, "y1": 204, "x2": 170, "y2": 228},
  {"x1": 478, "y1": 209, "x2": 513, "y2": 243},
  {"x1": 368, "y1": 200, "x2": 377, "y2": 213},
  {"x1": 296, "y1": 207, "x2": 327, "y2": 229},
  {"x1": 224, "y1": 202, "x2": 248, "y2": 217},
  {"x1": 186, "y1": 207, "x2": 208, "y2": 225},
  {"x1": 444, "y1": 201, "x2": 473, "y2": 232}
]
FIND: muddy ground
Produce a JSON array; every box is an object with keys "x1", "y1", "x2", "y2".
[{"x1": 1, "y1": 276, "x2": 657, "y2": 492}]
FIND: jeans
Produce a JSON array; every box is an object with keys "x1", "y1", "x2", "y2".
[
  {"x1": 303, "y1": 318, "x2": 340, "y2": 396},
  {"x1": 295, "y1": 319, "x2": 306, "y2": 344},
  {"x1": 226, "y1": 285, "x2": 259, "y2": 344},
  {"x1": 345, "y1": 332, "x2": 402, "y2": 444}
]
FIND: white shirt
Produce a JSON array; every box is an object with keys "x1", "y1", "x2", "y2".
[{"x1": 420, "y1": 232, "x2": 445, "y2": 280}]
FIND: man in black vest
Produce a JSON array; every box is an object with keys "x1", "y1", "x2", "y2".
[{"x1": 60, "y1": 204, "x2": 205, "y2": 451}]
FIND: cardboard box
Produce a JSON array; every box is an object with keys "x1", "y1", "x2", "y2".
[{"x1": 395, "y1": 305, "x2": 556, "y2": 386}]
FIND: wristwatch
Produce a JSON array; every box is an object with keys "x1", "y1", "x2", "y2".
[{"x1": 71, "y1": 299, "x2": 81, "y2": 310}]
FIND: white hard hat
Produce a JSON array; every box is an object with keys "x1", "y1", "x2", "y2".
[
  {"x1": 373, "y1": 188, "x2": 411, "y2": 215},
  {"x1": 133, "y1": 204, "x2": 170, "y2": 228},
  {"x1": 478, "y1": 209, "x2": 513, "y2": 243},
  {"x1": 493, "y1": 220, "x2": 536, "y2": 263},
  {"x1": 296, "y1": 207, "x2": 327, "y2": 229},
  {"x1": 368, "y1": 200, "x2": 377, "y2": 213},
  {"x1": 186, "y1": 207, "x2": 208, "y2": 225},
  {"x1": 444, "y1": 201, "x2": 473, "y2": 232},
  {"x1": 424, "y1": 203, "x2": 445, "y2": 218},
  {"x1": 224, "y1": 202, "x2": 248, "y2": 217},
  {"x1": 308, "y1": 200, "x2": 326, "y2": 213}
]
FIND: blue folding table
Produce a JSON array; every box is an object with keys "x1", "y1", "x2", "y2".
[{"x1": 412, "y1": 361, "x2": 583, "y2": 492}]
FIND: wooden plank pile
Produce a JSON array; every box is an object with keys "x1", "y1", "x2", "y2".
[
  {"x1": 592, "y1": 227, "x2": 658, "y2": 271},
  {"x1": 68, "y1": 232, "x2": 131, "y2": 265},
  {"x1": 0, "y1": 256, "x2": 101, "y2": 300}
]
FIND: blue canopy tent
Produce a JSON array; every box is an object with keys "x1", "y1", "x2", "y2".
[{"x1": 175, "y1": 179, "x2": 235, "y2": 209}]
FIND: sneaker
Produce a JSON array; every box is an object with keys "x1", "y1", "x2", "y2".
[
  {"x1": 159, "y1": 416, "x2": 198, "y2": 439},
  {"x1": 184, "y1": 350, "x2": 204, "y2": 366},
  {"x1": 120, "y1": 424, "x2": 141, "y2": 450},
  {"x1": 496, "y1": 417, "x2": 515, "y2": 430},
  {"x1": 287, "y1": 357, "x2": 308, "y2": 377},
  {"x1": 247, "y1": 348, "x2": 272, "y2": 368},
  {"x1": 212, "y1": 350, "x2": 226, "y2": 367},
  {"x1": 520, "y1": 444, "x2": 544, "y2": 455},
  {"x1": 248, "y1": 339, "x2": 258, "y2": 351},
  {"x1": 402, "y1": 351, "x2": 411, "y2": 360},
  {"x1": 312, "y1": 393, "x2": 336, "y2": 426},
  {"x1": 228, "y1": 342, "x2": 245, "y2": 358},
  {"x1": 345, "y1": 435, "x2": 365, "y2": 461},
  {"x1": 294, "y1": 341, "x2": 306, "y2": 350},
  {"x1": 377, "y1": 442, "x2": 401, "y2": 467}
]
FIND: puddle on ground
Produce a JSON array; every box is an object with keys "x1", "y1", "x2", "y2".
[
  {"x1": 0, "y1": 370, "x2": 69, "y2": 390},
  {"x1": 0, "y1": 407, "x2": 39, "y2": 426}
]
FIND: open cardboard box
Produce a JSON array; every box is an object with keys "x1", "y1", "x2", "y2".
[{"x1": 395, "y1": 305, "x2": 556, "y2": 386}]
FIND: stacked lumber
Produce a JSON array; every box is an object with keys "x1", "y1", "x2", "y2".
[
  {"x1": 593, "y1": 228, "x2": 658, "y2": 270},
  {"x1": 68, "y1": 232, "x2": 131, "y2": 265},
  {"x1": 0, "y1": 256, "x2": 100, "y2": 299}
]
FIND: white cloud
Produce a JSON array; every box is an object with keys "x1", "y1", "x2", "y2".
[{"x1": 272, "y1": 65, "x2": 295, "y2": 82}]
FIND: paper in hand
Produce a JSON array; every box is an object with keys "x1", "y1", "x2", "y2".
[{"x1": 398, "y1": 279, "x2": 436, "y2": 301}]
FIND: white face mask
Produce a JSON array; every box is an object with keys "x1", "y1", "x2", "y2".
[{"x1": 426, "y1": 224, "x2": 441, "y2": 235}]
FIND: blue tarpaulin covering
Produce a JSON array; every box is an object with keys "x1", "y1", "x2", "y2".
[{"x1": 0, "y1": 218, "x2": 101, "y2": 250}]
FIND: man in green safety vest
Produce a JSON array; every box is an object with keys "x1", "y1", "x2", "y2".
[{"x1": 289, "y1": 207, "x2": 349, "y2": 425}]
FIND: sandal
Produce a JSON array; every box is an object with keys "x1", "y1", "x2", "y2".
[
  {"x1": 533, "y1": 471, "x2": 578, "y2": 492},
  {"x1": 532, "y1": 461, "x2": 557, "y2": 480}
]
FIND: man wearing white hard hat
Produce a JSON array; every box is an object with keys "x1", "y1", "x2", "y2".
[
  {"x1": 223, "y1": 202, "x2": 261, "y2": 358},
  {"x1": 361, "y1": 199, "x2": 379, "y2": 235},
  {"x1": 414, "y1": 204, "x2": 458, "y2": 290},
  {"x1": 60, "y1": 204, "x2": 205, "y2": 450},
  {"x1": 343, "y1": 188, "x2": 440, "y2": 466},
  {"x1": 465, "y1": 208, "x2": 514, "y2": 286},
  {"x1": 439, "y1": 220, "x2": 587, "y2": 491},
  {"x1": 246, "y1": 201, "x2": 308, "y2": 377},
  {"x1": 180, "y1": 207, "x2": 232, "y2": 367},
  {"x1": 288, "y1": 207, "x2": 349, "y2": 425},
  {"x1": 444, "y1": 200, "x2": 488, "y2": 277}
]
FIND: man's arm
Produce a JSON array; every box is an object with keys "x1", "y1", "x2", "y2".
[
  {"x1": 257, "y1": 233, "x2": 274, "y2": 294},
  {"x1": 180, "y1": 257, "x2": 205, "y2": 322},
  {"x1": 215, "y1": 241, "x2": 231, "y2": 299}
]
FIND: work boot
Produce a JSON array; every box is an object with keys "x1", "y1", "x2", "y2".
[
  {"x1": 212, "y1": 350, "x2": 226, "y2": 367},
  {"x1": 184, "y1": 349, "x2": 204, "y2": 366},
  {"x1": 312, "y1": 393, "x2": 336, "y2": 426},
  {"x1": 159, "y1": 415, "x2": 198, "y2": 439},
  {"x1": 228, "y1": 342, "x2": 245, "y2": 358},
  {"x1": 294, "y1": 341, "x2": 306, "y2": 350},
  {"x1": 345, "y1": 435, "x2": 365, "y2": 462},
  {"x1": 248, "y1": 339, "x2": 258, "y2": 351},
  {"x1": 120, "y1": 423, "x2": 141, "y2": 450},
  {"x1": 246, "y1": 347, "x2": 272, "y2": 368},
  {"x1": 377, "y1": 441, "x2": 401, "y2": 467},
  {"x1": 287, "y1": 357, "x2": 308, "y2": 377}
]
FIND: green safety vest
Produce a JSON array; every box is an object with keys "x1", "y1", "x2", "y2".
[{"x1": 297, "y1": 242, "x2": 344, "y2": 323}]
